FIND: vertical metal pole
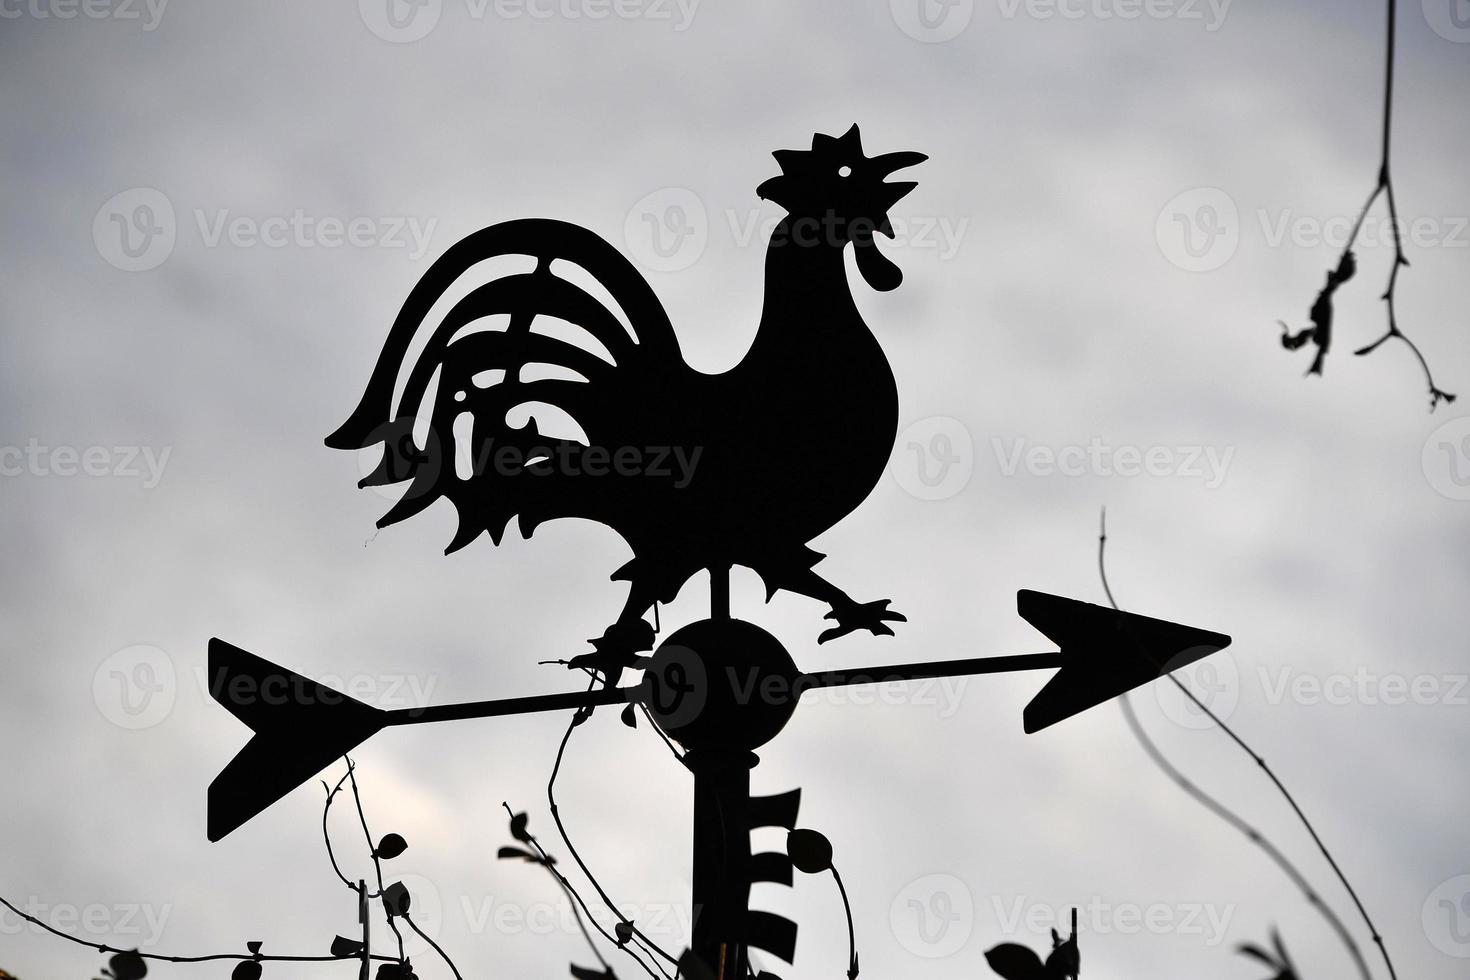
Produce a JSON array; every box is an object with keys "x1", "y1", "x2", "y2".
[
  {"x1": 710, "y1": 564, "x2": 731, "y2": 621},
  {"x1": 358, "y1": 879, "x2": 371, "y2": 980},
  {"x1": 688, "y1": 748, "x2": 754, "y2": 979}
]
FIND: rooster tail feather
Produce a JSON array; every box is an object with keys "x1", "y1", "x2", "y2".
[{"x1": 330, "y1": 218, "x2": 681, "y2": 551}]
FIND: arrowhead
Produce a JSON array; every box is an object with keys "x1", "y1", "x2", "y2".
[
  {"x1": 1017, "y1": 590, "x2": 1230, "y2": 733},
  {"x1": 206, "y1": 639, "x2": 386, "y2": 841}
]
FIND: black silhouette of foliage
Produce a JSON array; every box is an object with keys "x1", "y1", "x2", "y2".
[
  {"x1": 97, "y1": 950, "x2": 146, "y2": 980},
  {"x1": 1280, "y1": 251, "x2": 1356, "y2": 376},
  {"x1": 1239, "y1": 930, "x2": 1301, "y2": 980},
  {"x1": 498, "y1": 804, "x2": 640, "y2": 980},
  {"x1": 1279, "y1": 0, "x2": 1454, "y2": 408},
  {"x1": 787, "y1": 828, "x2": 859, "y2": 978},
  {"x1": 373, "y1": 833, "x2": 409, "y2": 860},
  {"x1": 984, "y1": 919, "x2": 1079, "y2": 980},
  {"x1": 787, "y1": 828, "x2": 834, "y2": 874}
]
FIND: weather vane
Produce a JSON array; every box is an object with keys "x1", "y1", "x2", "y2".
[{"x1": 207, "y1": 125, "x2": 1230, "y2": 979}]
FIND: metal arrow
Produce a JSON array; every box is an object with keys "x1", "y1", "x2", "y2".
[{"x1": 206, "y1": 589, "x2": 1228, "y2": 842}]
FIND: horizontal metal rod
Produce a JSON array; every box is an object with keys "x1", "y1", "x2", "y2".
[
  {"x1": 378, "y1": 652, "x2": 1065, "y2": 726},
  {"x1": 382, "y1": 684, "x2": 632, "y2": 726},
  {"x1": 798, "y1": 651, "x2": 1063, "y2": 690}
]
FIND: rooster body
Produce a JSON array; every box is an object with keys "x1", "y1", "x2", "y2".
[{"x1": 329, "y1": 126, "x2": 924, "y2": 671}]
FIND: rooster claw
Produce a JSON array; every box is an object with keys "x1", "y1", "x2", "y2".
[
  {"x1": 818, "y1": 599, "x2": 906, "y2": 644},
  {"x1": 570, "y1": 618, "x2": 656, "y2": 678}
]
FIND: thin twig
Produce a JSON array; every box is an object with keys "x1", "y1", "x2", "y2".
[
  {"x1": 1098, "y1": 508, "x2": 1397, "y2": 980},
  {"x1": 1338, "y1": 0, "x2": 1453, "y2": 408},
  {"x1": 547, "y1": 679, "x2": 680, "y2": 970},
  {"x1": 831, "y1": 865, "x2": 859, "y2": 980},
  {"x1": 346, "y1": 759, "x2": 407, "y2": 967},
  {"x1": 323, "y1": 767, "x2": 360, "y2": 892},
  {"x1": 0, "y1": 893, "x2": 395, "y2": 966},
  {"x1": 638, "y1": 702, "x2": 686, "y2": 764},
  {"x1": 500, "y1": 801, "x2": 612, "y2": 972},
  {"x1": 1115, "y1": 696, "x2": 1368, "y2": 980},
  {"x1": 501, "y1": 801, "x2": 656, "y2": 979},
  {"x1": 403, "y1": 912, "x2": 463, "y2": 980}
]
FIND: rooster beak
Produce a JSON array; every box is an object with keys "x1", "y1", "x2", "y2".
[{"x1": 870, "y1": 150, "x2": 928, "y2": 176}]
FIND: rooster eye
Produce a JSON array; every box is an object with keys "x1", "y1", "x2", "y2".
[{"x1": 837, "y1": 165, "x2": 852, "y2": 178}]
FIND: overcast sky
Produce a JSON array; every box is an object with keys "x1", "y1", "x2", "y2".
[{"x1": 2, "y1": 1, "x2": 1468, "y2": 978}]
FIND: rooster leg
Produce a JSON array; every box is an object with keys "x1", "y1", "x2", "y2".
[
  {"x1": 759, "y1": 565, "x2": 906, "y2": 645},
  {"x1": 568, "y1": 582, "x2": 660, "y2": 685}
]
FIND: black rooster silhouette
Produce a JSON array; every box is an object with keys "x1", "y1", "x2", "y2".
[{"x1": 327, "y1": 125, "x2": 925, "y2": 677}]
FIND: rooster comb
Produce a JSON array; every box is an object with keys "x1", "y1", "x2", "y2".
[{"x1": 771, "y1": 124, "x2": 927, "y2": 181}]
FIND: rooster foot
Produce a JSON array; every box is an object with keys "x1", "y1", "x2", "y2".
[
  {"x1": 818, "y1": 599, "x2": 906, "y2": 644},
  {"x1": 569, "y1": 618, "x2": 656, "y2": 680}
]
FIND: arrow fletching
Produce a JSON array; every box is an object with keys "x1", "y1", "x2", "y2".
[
  {"x1": 207, "y1": 639, "x2": 387, "y2": 841},
  {"x1": 1017, "y1": 590, "x2": 1230, "y2": 733}
]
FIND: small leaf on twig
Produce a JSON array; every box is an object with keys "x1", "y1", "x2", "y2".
[
  {"x1": 331, "y1": 935, "x2": 365, "y2": 957},
  {"x1": 787, "y1": 828, "x2": 834, "y2": 874},
  {"x1": 509, "y1": 811, "x2": 532, "y2": 843},
  {"x1": 570, "y1": 965, "x2": 616, "y2": 979},
  {"x1": 374, "y1": 833, "x2": 409, "y2": 860},
  {"x1": 231, "y1": 962, "x2": 262, "y2": 980},
  {"x1": 984, "y1": 943, "x2": 1046, "y2": 980},
  {"x1": 106, "y1": 951, "x2": 147, "y2": 980},
  {"x1": 383, "y1": 881, "x2": 411, "y2": 916},
  {"x1": 498, "y1": 846, "x2": 544, "y2": 863}
]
